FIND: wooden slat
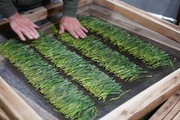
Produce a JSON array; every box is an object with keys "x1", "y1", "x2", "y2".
[
  {"x1": 0, "y1": 76, "x2": 43, "y2": 120},
  {"x1": 149, "y1": 91, "x2": 180, "y2": 120},
  {"x1": 164, "y1": 100, "x2": 180, "y2": 120},
  {"x1": 0, "y1": 94, "x2": 21, "y2": 120},
  {"x1": 173, "y1": 112, "x2": 180, "y2": 120},
  {"x1": 15, "y1": 89, "x2": 59, "y2": 120},
  {"x1": 77, "y1": 3, "x2": 92, "y2": 15},
  {"x1": 0, "y1": 108, "x2": 10, "y2": 120},
  {"x1": 95, "y1": 0, "x2": 180, "y2": 43},
  {"x1": 100, "y1": 68, "x2": 180, "y2": 120},
  {"x1": 96, "y1": 0, "x2": 180, "y2": 30},
  {"x1": 88, "y1": 4, "x2": 180, "y2": 58},
  {"x1": 78, "y1": 0, "x2": 94, "y2": 7}
]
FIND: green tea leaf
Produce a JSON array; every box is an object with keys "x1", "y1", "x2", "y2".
[
  {"x1": 79, "y1": 16, "x2": 172, "y2": 68},
  {"x1": 0, "y1": 40, "x2": 97, "y2": 120}
]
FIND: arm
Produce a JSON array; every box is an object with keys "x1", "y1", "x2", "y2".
[
  {"x1": 0, "y1": 0, "x2": 17, "y2": 18},
  {"x1": 0, "y1": 0, "x2": 40, "y2": 41},
  {"x1": 63, "y1": 0, "x2": 79, "y2": 17},
  {"x1": 59, "y1": 0, "x2": 88, "y2": 39}
]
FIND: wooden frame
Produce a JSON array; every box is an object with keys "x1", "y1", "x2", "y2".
[
  {"x1": 0, "y1": 76, "x2": 43, "y2": 120},
  {"x1": 95, "y1": 0, "x2": 180, "y2": 43},
  {"x1": 149, "y1": 90, "x2": 180, "y2": 120},
  {"x1": 100, "y1": 68, "x2": 180, "y2": 120},
  {"x1": 0, "y1": 0, "x2": 180, "y2": 119}
]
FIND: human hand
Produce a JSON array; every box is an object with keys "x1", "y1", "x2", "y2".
[
  {"x1": 8, "y1": 13, "x2": 40, "y2": 41},
  {"x1": 59, "y1": 16, "x2": 88, "y2": 39}
]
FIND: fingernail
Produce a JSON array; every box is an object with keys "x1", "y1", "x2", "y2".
[
  {"x1": 59, "y1": 31, "x2": 63, "y2": 34},
  {"x1": 36, "y1": 35, "x2": 40, "y2": 38}
]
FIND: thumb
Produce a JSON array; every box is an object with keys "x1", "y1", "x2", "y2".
[{"x1": 59, "y1": 25, "x2": 65, "y2": 34}]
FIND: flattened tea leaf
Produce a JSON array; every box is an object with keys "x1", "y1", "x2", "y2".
[
  {"x1": 79, "y1": 16, "x2": 172, "y2": 68},
  {"x1": 53, "y1": 30, "x2": 142, "y2": 82},
  {"x1": 31, "y1": 35, "x2": 123, "y2": 101},
  {"x1": 0, "y1": 40, "x2": 97, "y2": 120}
]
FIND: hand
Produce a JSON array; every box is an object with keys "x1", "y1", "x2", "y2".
[
  {"x1": 59, "y1": 16, "x2": 88, "y2": 39},
  {"x1": 8, "y1": 13, "x2": 40, "y2": 41}
]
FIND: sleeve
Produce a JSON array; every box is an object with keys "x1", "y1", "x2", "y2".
[
  {"x1": 0, "y1": 0, "x2": 17, "y2": 18},
  {"x1": 62, "y1": 0, "x2": 79, "y2": 17}
]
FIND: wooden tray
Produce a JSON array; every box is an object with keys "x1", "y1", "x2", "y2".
[{"x1": 0, "y1": 0, "x2": 180, "y2": 119}]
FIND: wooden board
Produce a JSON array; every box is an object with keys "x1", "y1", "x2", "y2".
[
  {"x1": 0, "y1": 76, "x2": 43, "y2": 120},
  {"x1": 78, "y1": 0, "x2": 94, "y2": 7},
  {"x1": 15, "y1": 89, "x2": 59, "y2": 120},
  {"x1": 173, "y1": 112, "x2": 180, "y2": 120},
  {"x1": 149, "y1": 91, "x2": 180, "y2": 120},
  {"x1": 95, "y1": 0, "x2": 180, "y2": 43},
  {"x1": 0, "y1": 108, "x2": 9, "y2": 120},
  {"x1": 163, "y1": 100, "x2": 180, "y2": 120},
  {"x1": 100, "y1": 68, "x2": 180, "y2": 120}
]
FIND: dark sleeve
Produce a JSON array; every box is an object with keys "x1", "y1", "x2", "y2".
[
  {"x1": 62, "y1": 0, "x2": 79, "y2": 17},
  {"x1": 0, "y1": 0, "x2": 17, "y2": 18}
]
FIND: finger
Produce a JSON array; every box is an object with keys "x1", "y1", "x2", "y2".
[
  {"x1": 28, "y1": 28, "x2": 39, "y2": 40},
  {"x1": 75, "y1": 28, "x2": 86, "y2": 39},
  {"x1": 28, "y1": 22, "x2": 40, "y2": 38},
  {"x1": 80, "y1": 25, "x2": 88, "y2": 33},
  {"x1": 20, "y1": 22, "x2": 37, "y2": 40},
  {"x1": 59, "y1": 25, "x2": 65, "y2": 34},
  {"x1": 27, "y1": 19, "x2": 39, "y2": 29},
  {"x1": 28, "y1": 25, "x2": 40, "y2": 39},
  {"x1": 15, "y1": 31, "x2": 26, "y2": 41},
  {"x1": 32, "y1": 23, "x2": 40, "y2": 29},
  {"x1": 23, "y1": 26, "x2": 36, "y2": 40},
  {"x1": 68, "y1": 29, "x2": 79, "y2": 39},
  {"x1": 79, "y1": 28, "x2": 87, "y2": 38},
  {"x1": 20, "y1": 28, "x2": 34, "y2": 40}
]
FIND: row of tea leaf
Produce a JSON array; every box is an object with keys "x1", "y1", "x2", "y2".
[
  {"x1": 80, "y1": 16, "x2": 172, "y2": 68},
  {"x1": 0, "y1": 40, "x2": 97, "y2": 120}
]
